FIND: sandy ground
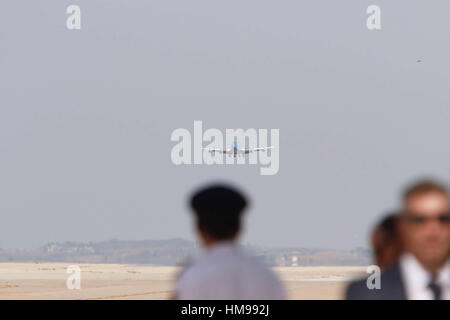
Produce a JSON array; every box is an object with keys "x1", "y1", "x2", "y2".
[{"x1": 0, "y1": 263, "x2": 367, "y2": 300}]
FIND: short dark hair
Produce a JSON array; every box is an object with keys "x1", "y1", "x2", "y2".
[
  {"x1": 190, "y1": 184, "x2": 248, "y2": 240},
  {"x1": 403, "y1": 179, "x2": 448, "y2": 203}
]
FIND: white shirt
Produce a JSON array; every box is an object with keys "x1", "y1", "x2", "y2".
[
  {"x1": 176, "y1": 241, "x2": 285, "y2": 300},
  {"x1": 399, "y1": 253, "x2": 450, "y2": 300}
]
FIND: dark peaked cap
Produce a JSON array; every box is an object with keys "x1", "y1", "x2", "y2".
[{"x1": 190, "y1": 185, "x2": 248, "y2": 216}]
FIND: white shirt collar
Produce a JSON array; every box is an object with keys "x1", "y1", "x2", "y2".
[
  {"x1": 437, "y1": 259, "x2": 450, "y2": 286},
  {"x1": 400, "y1": 253, "x2": 450, "y2": 299}
]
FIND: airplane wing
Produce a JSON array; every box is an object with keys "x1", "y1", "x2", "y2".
[
  {"x1": 202, "y1": 148, "x2": 231, "y2": 154},
  {"x1": 239, "y1": 146, "x2": 273, "y2": 154}
]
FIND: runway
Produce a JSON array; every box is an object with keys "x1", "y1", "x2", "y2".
[{"x1": 0, "y1": 263, "x2": 367, "y2": 300}]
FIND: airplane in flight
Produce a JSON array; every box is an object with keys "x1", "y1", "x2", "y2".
[{"x1": 202, "y1": 140, "x2": 273, "y2": 158}]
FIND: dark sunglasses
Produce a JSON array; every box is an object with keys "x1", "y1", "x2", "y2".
[{"x1": 403, "y1": 212, "x2": 450, "y2": 224}]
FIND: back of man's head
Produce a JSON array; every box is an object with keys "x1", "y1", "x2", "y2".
[
  {"x1": 371, "y1": 212, "x2": 402, "y2": 268},
  {"x1": 190, "y1": 184, "x2": 248, "y2": 242}
]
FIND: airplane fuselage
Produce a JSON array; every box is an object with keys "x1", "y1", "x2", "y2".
[{"x1": 232, "y1": 147, "x2": 238, "y2": 157}]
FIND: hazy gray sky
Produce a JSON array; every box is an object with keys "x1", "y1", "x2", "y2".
[{"x1": 1, "y1": 1, "x2": 449, "y2": 249}]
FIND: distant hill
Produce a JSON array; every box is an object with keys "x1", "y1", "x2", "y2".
[{"x1": 0, "y1": 239, "x2": 371, "y2": 266}]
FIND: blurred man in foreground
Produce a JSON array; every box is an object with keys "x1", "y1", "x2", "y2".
[
  {"x1": 175, "y1": 184, "x2": 285, "y2": 299},
  {"x1": 371, "y1": 213, "x2": 402, "y2": 269},
  {"x1": 346, "y1": 180, "x2": 450, "y2": 299}
]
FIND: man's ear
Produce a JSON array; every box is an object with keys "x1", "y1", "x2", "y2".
[
  {"x1": 236, "y1": 223, "x2": 243, "y2": 238},
  {"x1": 195, "y1": 221, "x2": 204, "y2": 237},
  {"x1": 196, "y1": 224, "x2": 210, "y2": 246}
]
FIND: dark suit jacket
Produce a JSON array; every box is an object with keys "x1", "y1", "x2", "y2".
[{"x1": 346, "y1": 264, "x2": 407, "y2": 300}]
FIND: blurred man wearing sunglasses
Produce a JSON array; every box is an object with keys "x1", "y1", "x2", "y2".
[{"x1": 346, "y1": 180, "x2": 450, "y2": 299}]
